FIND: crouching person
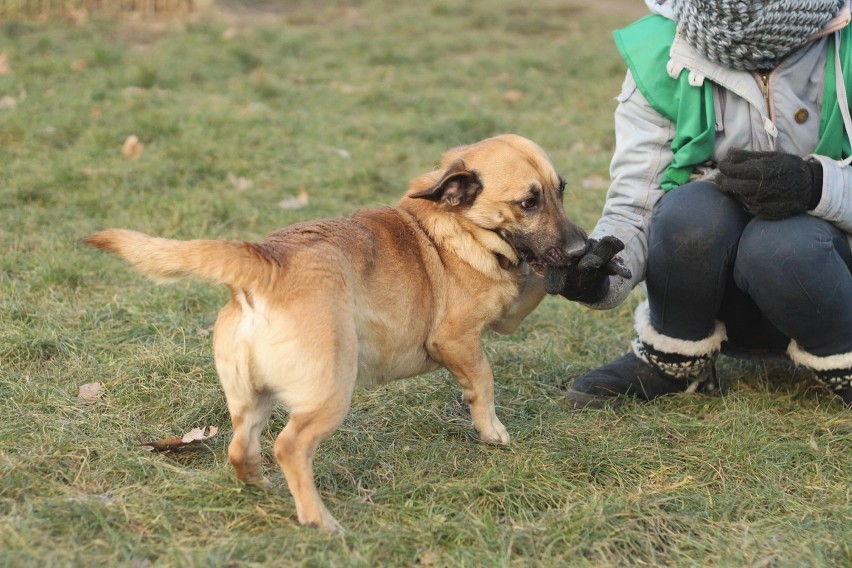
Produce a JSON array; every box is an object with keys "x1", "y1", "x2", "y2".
[{"x1": 549, "y1": 0, "x2": 852, "y2": 408}]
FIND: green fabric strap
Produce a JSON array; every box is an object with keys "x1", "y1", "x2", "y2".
[
  {"x1": 614, "y1": 15, "x2": 852, "y2": 190},
  {"x1": 613, "y1": 15, "x2": 715, "y2": 191},
  {"x1": 817, "y1": 24, "x2": 852, "y2": 161}
]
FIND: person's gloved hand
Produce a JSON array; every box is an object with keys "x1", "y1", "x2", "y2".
[
  {"x1": 544, "y1": 236, "x2": 632, "y2": 303},
  {"x1": 717, "y1": 149, "x2": 823, "y2": 220}
]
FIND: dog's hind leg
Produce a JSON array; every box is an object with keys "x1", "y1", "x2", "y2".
[
  {"x1": 218, "y1": 364, "x2": 277, "y2": 485},
  {"x1": 273, "y1": 402, "x2": 350, "y2": 534},
  {"x1": 225, "y1": 392, "x2": 276, "y2": 485},
  {"x1": 214, "y1": 300, "x2": 276, "y2": 485},
  {"x1": 271, "y1": 307, "x2": 357, "y2": 534}
]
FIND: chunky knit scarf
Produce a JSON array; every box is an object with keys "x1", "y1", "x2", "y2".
[{"x1": 672, "y1": 0, "x2": 846, "y2": 70}]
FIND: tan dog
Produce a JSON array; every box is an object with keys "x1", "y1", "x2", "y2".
[{"x1": 85, "y1": 134, "x2": 586, "y2": 533}]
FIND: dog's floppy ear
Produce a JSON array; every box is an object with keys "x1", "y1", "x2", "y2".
[{"x1": 409, "y1": 159, "x2": 482, "y2": 207}]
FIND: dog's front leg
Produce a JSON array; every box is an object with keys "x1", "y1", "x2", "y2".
[
  {"x1": 491, "y1": 271, "x2": 546, "y2": 334},
  {"x1": 433, "y1": 337, "x2": 510, "y2": 445}
]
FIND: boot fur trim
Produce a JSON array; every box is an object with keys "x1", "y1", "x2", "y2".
[
  {"x1": 633, "y1": 300, "x2": 727, "y2": 357},
  {"x1": 786, "y1": 340, "x2": 852, "y2": 371}
]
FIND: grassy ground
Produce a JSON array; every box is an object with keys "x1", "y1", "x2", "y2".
[{"x1": 1, "y1": 1, "x2": 851, "y2": 566}]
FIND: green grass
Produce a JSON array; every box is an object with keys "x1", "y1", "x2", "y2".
[{"x1": 2, "y1": 1, "x2": 851, "y2": 566}]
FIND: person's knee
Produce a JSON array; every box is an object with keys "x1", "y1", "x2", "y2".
[
  {"x1": 650, "y1": 181, "x2": 746, "y2": 260},
  {"x1": 735, "y1": 215, "x2": 840, "y2": 292}
]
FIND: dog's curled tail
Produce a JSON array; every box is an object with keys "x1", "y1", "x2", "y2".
[{"x1": 84, "y1": 229, "x2": 273, "y2": 290}]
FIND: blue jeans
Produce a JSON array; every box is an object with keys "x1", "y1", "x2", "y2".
[{"x1": 646, "y1": 181, "x2": 852, "y2": 358}]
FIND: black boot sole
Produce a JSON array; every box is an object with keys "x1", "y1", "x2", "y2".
[{"x1": 566, "y1": 388, "x2": 627, "y2": 409}]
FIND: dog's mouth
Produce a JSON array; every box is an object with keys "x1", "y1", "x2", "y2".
[
  {"x1": 495, "y1": 228, "x2": 582, "y2": 275},
  {"x1": 523, "y1": 247, "x2": 575, "y2": 276},
  {"x1": 527, "y1": 258, "x2": 548, "y2": 276}
]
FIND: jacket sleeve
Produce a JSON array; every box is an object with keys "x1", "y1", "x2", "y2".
[
  {"x1": 585, "y1": 71, "x2": 674, "y2": 309},
  {"x1": 809, "y1": 154, "x2": 852, "y2": 235}
]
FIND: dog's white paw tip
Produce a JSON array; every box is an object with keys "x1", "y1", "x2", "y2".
[
  {"x1": 314, "y1": 518, "x2": 345, "y2": 535},
  {"x1": 301, "y1": 511, "x2": 345, "y2": 535},
  {"x1": 480, "y1": 428, "x2": 510, "y2": 446},
  {"x1": 328, "y1": 523, "x2": 345, "y2": 535}
]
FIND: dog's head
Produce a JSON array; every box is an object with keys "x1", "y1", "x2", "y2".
[{"x1": 406, "y1": 134, "x2": 587, "y2": 272}]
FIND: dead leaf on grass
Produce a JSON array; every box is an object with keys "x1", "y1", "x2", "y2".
[
  {"x1": 0, "y1": 53, "x2": 9, "y2": 75},
  {"x1": 227, "y1": 172, "x2": 253, "y2": 192},
  {"x1": 808, "y1": 434, "x2": 822, "y2": 454},
  {"x1": 141, "y1": 426, "x2": 219, "y2": 452},
  {"x1": 78, "y1": 382, "x2": 105, "y2": 404},
  {"x1": 122, "y1": 135, "x2": 144, "y2": 159},
  {"x1": 65, "y1": 9, "x2": 88, "y2": 26},
  {"x1": 318, "y1": 145, "x2": 351, "y2": 160},
  {"x1": 329, "y1": 81, "x2": 357, "y2": 94},
  {"x1": 278, "y1": 188, "x2": 309, "y2": 210},
  {"x1": 418, "y1": 551, "x2": 440, "y2": 565},
  {"x1": 503, "y1": 89, "x2": 523, "y2": 103}
]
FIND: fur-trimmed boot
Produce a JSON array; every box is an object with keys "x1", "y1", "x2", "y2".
[
  {"x1": 787, "y1": 341, "x2": 852, "y2": 407},
  {"x1": 567, "y1": 301, "x2": 727, "y2": 408}
]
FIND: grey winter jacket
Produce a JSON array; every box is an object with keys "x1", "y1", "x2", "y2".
[{"x1": 588, "y1": 4, "x2": 852, "y2": 309}]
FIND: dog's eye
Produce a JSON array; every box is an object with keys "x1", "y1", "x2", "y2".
[
  {"x1": 520, "y1": 197, "x2": 537, "y2": 210},
  {"x1": 558, "y1": 176, "x2": 566, "y2": 196}
]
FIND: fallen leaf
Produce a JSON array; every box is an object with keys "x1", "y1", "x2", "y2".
[
  {"x1": 418, "y1": 551, "x2": 440, "y2": 565},
  {"x1": 503, "y1": 89, "x2": 523, "y2": 103},
  {"x1": 227, "y1": 172, "x2": 253, "y2": 192},
  {"x1": 65, "y1": 9, "x2": 88, "y2": 26},
  {"x1": 70, "y1": 59, "x2": 86, "y2": 71},
  {"x1": 278, "y1": 188, "x2": 309, "y2": 210},
  {"x1": 181, "y1": 426, "x2": 218, "y2": 443},
  {"x1": 318, "y1": 145, "x2": 351, "y2": 160},
  {"x1": 141, "y1": 426, "x2": 219, "y2": 452},
  {"x1": 0, "y1": 53, "x2": 9, "y2": 75},
  {"x1": 809, "y1": 435, "x2": 821, "y2": 453},
  {"x1": 78, "y1": 382, "x2": 105, "y2": 403},
  {"x1": 221, "y1": 27, "x2": 237, "y2": 40},
  {"x1": 329, "y1": 81, "x2": 356, "y2": 94},
  {"x1": 122, "y1": 135, "x2": 144, "y2": 159},
  {"x1": 0, "y1": 96, "x2": 17, "y2": 109}
]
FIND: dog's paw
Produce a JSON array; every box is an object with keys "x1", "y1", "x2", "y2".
[
  {"x1": 323, "y1": 517, "x2": 346, "y2": 535},
  {"x1": 300, "y1": 510, "x2": 346, "y2": 535},
  {"x1": 240, "y1": 475, "x2": 272, "y2": 491},
  {"x1": 478, "y1": 419, "x2": 510, "y2": 446}
]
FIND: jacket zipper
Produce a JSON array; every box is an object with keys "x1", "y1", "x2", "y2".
[{"x1": 757, "y1": 71, "x2": 772, "y2": 118}]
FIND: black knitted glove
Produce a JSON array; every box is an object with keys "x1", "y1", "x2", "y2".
[
  {"x1": 544, "y1": 236, "x2": 632, "y2": 303},
  {"x1": 717, "y1": 149, "x2": 823, "y2": 220}
]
